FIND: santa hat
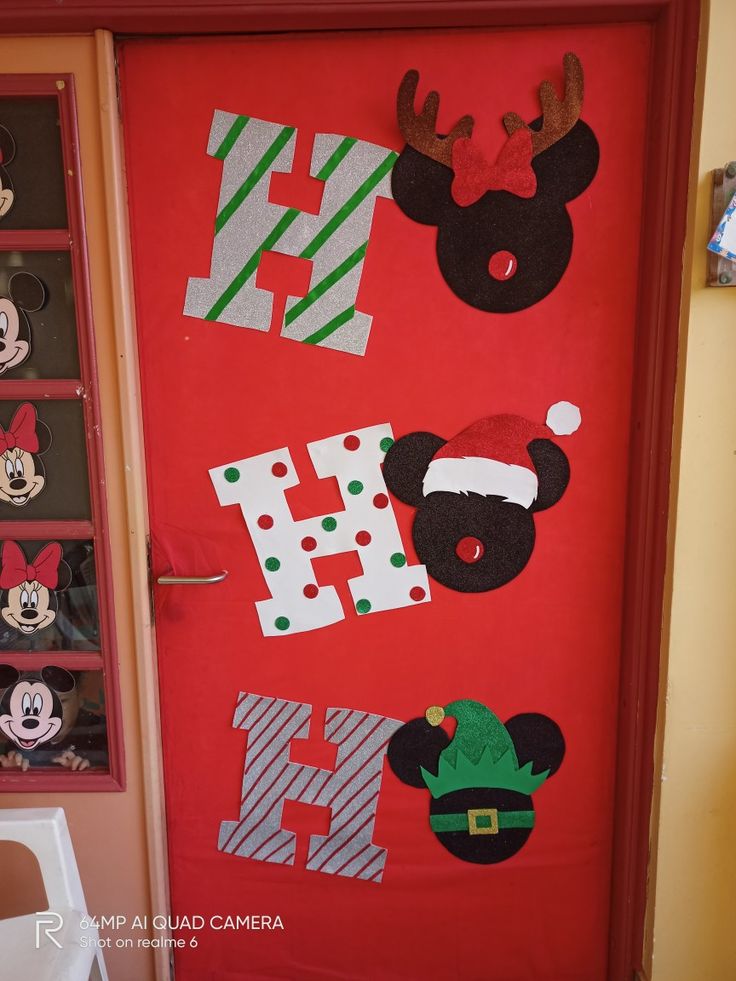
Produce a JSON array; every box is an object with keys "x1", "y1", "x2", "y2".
[{"x1": 422, "y1": 401, "x2": 581, "y2": 508}]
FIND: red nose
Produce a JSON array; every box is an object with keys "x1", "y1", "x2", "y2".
[
  {"x1": 456, "y1": 537, "x2": 485, "y2": 564},
  {"x1": 488, "y1": 251, "x2": 517, "y2": 281}
]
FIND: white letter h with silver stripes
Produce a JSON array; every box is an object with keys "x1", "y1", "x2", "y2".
[{"x1": 219, "y1": 693, "x2": 401, "y2": 883}]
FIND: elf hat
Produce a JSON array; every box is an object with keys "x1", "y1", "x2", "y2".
[
  {"x1": 421, "y1": 699, "x2": 549, "y2": 798},
  {"x1": 421, "y1": 401, "x2": 581, "y2": 508}
]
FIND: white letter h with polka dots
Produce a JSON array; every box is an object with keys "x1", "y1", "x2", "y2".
[{"x1": 209, "y1": 423, "x2": 431, "y2": 636}]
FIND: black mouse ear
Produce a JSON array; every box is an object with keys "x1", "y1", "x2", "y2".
[
  {"x1": 527, "y1": 438, "x2": 570, "y2": 512},
  {"x1": 531, "y1": 119, "x2": 600, "y2": 204},
  {"x1": 41, "y1": 665, "x2": 75, "y2": 694},
  {"x1": 387, "y1": 716, "x2": 450, "y2": 788},
  {"x1": 9, "y1": 272, "x2": 46, "y2": 313},
  {"x1": 54, "y1": 557, "x2": 72, "y2": 592},
  {"x1": 0, "y1": 664, "x2": 19, "y2": 690},
  {"x1": 391, "y1": 146, "x2": 454, "y2": 227},
  {"x1": 383, "y1": 432, "x2": 446, "y2": 507},
  {"x1": 34, "y1": 417, "x2": 53, "y2": 455},
  {"x1": 505, "y1": 712, "x2": 565, "y2": 778},
  {"x1": 0, "y1": 126, "x2": 16, "y2": 167}
]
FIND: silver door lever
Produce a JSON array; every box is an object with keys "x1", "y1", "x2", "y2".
[{"x1": 157, "y1": 571, "x2": 228, "y2": 585}]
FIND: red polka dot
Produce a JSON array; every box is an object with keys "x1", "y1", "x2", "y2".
[
  {"x1": 257, "y1": 514, "x2": 274, "y2": 530},
  {"x1": 355, "y1": 530, "x2": 372, "y2": 546},
  {"x1": 373, "y1": 493, "x2": 389, "y2": 509},
  {"x1": 272, "y1": 462, "x2": 288, "y2": 477},
  {"x1": 456, "y1": 536, "x2": 485, "y2": 564},
  {"x1": 410, "y1": 586, "x2": 426, "y2": 602},
  {"x1": 301, "y1": 536, "x2": 317, "y2": 552},
  {"x1": 303, "y1": 584, "x2": 319, "y2": 599},
  {"x1": 343, "y1": 435, "x2": 360, "y2": 451},
  {"x1": 488, "y1": 250, "x2": 518, "y2": 281}
]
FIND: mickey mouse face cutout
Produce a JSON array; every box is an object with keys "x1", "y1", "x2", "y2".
[
  {"x1": 383, "y1": 402, "x2": 580, "y2": 593},
  {"x1": 0, "y1": 542, "x2": 70, "y2": 636},
  {"x1": 0, "y1": 125, "x2": 16, "y2": 220},
  {"x1": 0, "y1": 403, "x2": 51, "y2": 508},
  {"x1": 0, "y1": 273, "x2": 46, "y2": 376},
  {"x1": 392, "y1": 54, "x2": 599, "y2": 313},
  {"x1": 0, "y1": 664, "x2": 74, "y2": 752},
  {"x1": 387, "y1": 699, "x2": 565, "y2": 864}
]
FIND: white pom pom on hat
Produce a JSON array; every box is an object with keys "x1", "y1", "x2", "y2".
[{"x1": 545, "y1": 400, "x2": 582, "y2": 436}]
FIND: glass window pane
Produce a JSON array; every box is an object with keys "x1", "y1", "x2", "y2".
[
  {"x1": 0, "y1": 400, "x2": 91, "y2": 520},
  {"x1": 0, "y1": 97, "x2": 68, "y2": 230},
  {"x1": 0, "y1": 540, "x2": 98, "y2": 652},
  {"x1": 0, "y1": 252, "x2": 80, "y2": 379},
  {"x1": 0, "y1": 667, "x2": 108, "y2": 772}
]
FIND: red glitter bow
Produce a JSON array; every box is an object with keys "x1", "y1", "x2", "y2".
[
  {"x1": 0, "y1": 541, "x2": 62, "y2": 590},
  {"x1": 450, "y1": 128, "x2": 537, "y2": 207},
  {"x1": 0, "y1": 403, "x2": 39, "y2": 456}
]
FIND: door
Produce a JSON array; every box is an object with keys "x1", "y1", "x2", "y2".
[{"x1": 120, "y1": 23, "x2": 650, "y2": 980}]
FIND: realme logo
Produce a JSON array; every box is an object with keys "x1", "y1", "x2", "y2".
[{"x1": 35, "y1": 911, "x2": 64, "y2": 949}]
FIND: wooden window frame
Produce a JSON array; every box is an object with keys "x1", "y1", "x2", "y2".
[
  {"x1": 0, "y1": 1, "x2": 699, "y2": 977},
  {"x1": 0, "y1": 73, "x2": 125, "y2": 791}
]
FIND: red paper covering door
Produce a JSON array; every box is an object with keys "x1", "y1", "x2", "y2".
[{"x1": 120, "y1": 23, "x2": 650, "y2": 981}]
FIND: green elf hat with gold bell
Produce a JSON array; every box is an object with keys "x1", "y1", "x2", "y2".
[{"x1": 420, "y1": 699, "x2": 550, "y2": 799}]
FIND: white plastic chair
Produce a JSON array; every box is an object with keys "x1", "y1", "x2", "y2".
[{"x1": 0, "y1": 807, "x2": 108, "y2": 981}]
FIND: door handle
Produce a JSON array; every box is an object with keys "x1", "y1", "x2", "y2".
[{"x1": 156, "y1": 571, "x2": 228, "y2": 585}]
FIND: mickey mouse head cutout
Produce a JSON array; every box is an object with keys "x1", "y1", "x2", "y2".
[
  {"x1": 0, "y1": 125, "x2": 16, "y2": 220},
  {"x1": 383, "y1": 402, "x2": 581, "y2": 593},
  {"x1": 0, "y1": 272, "x2": 46, "y2": 376},
  {"x1": 0, "y1": 541, "x2": 70, "y2": 636},
  {"x1": 391, "y1": 53, "x2": 599, "y2": 313},
  {"x1": 0, "y1": 402, "x2": 51, "y2": 508},
  {"x1": 387, "y1": 699, "x2": 565, "y2": 864},
  {"x1": 0, "y1": 664, "x2": 74, "y2": 752}
]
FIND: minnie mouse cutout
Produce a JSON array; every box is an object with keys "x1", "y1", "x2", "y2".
[
  {"x1": 0, "y1": 272, "x2": 46, "y2": 376},
  {"x1": 0, "y1": 402, "x2": 51, "y2": 508},
  {"x1": 0, "y1": 541, "x2": 70, "y2": 636},
  {"x1": 387, "y1": 699, "x2": 564, "y2": 864},
  {"x1": 392, "y1": 53, "x2": 599, "y2": 313},
  {"x1": 383, "y1": 401, "x2": 581, "y2": 592}
]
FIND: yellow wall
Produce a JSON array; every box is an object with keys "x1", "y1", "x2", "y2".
[
  {"x1": 0, "y1": 35, "x2": 159, "y2": 981},
  {"x1": 650, "y1": 1, "x2": 736, "y2": 977}
]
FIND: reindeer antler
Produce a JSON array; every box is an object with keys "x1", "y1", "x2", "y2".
[
  {"x1": 397, "y1": 69, "x2": 475, "y2": 168},
  {"x1": 502, "y1": 53, "x2": 584, "y2": 157}
]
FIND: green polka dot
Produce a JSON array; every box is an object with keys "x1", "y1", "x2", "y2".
[
  {"x1": 356, "y1": 599, "x2": 371, "y2": 614},
  {"x1": 322, "y1": 516, "x2": 337, "y2": 532},
  {"x1": 274, "y1": 616, "x2": 290, "y2": 631},
  {"x1": 265, "y1": 557, "x2": 280, "y2": 572},
  {"x1": 347, "y1": 480, "x2": 363, "y2": 495},
  {"x1": 380, "y1": 437, "x2": 394, "y2": 453},
  {"x1": 224, "y1": 467, "x2": 240, "y2": 483},
  {"x1": 390, "y1": 552, "x2": 406, "y2": 568}
]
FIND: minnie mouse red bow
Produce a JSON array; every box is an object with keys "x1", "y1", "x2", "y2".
[
  {"x1": 0, "y1": 403, "x2": 39, "y2": 455},
  {"x1": 0, "y1": 541, "x2": 62, "y2": 589},
  {"x1": 450, "y1": 128, "x2": 537, "y2": 207}
]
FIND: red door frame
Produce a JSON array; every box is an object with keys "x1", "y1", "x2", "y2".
[{"x1": 0, "y1": 2, "x2": 699, "y2": 977}]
